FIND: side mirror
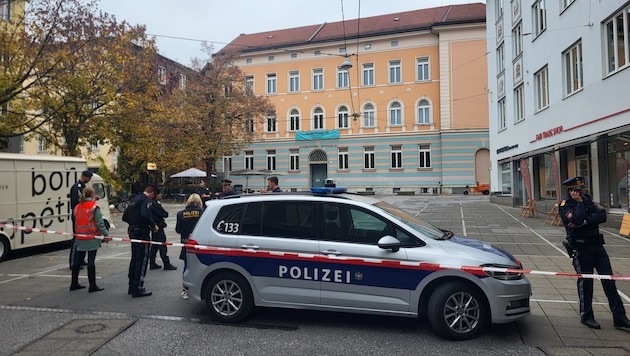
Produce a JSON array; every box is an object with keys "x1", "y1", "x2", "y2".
[{"x1": 378, "y1": 235, "x2": 401, "y2": 252}]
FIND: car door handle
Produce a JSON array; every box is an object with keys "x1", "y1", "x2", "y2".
[
  {"x1": 321, "y1": 249, "x2": 342, "y2": 256},
  {"x1": 241, "y1": 244, "x2": 259, "y2": 250}
]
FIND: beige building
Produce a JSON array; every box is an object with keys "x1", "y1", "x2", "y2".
[{"x1": 219, "y1": 3, "x2": 490, "y2": 194}]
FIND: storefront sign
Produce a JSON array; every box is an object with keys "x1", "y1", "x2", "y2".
[{"x1": 534, "y1": 126, "x2": 564, "y2": 141}]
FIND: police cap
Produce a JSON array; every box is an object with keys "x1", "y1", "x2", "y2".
[
  {"x1": 82, "y1": 170, "x2": 93, "y2": 177},
  {"x1": 221, "y1": 179, "x2": 232, "y2": 184},
  {"x1": 562, "y1": 176, "x2": 585, "y2": 190}
]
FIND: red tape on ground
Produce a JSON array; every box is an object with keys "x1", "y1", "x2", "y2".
[{"x1": 2, "y1": 222, "x2": 630, "y2": 281}]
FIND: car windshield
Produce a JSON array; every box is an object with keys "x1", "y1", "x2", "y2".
[{"x1": 374, "y1": 201, "x2": 447, "y2": 240}]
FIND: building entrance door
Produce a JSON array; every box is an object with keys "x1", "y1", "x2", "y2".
[{"x1": 309, "y1": 149, "x2": 328, "y2": 187}]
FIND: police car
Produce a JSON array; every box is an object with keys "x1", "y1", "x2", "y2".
[{"x1": 182, "y1": 188, "x2": 531, "y2": 340}]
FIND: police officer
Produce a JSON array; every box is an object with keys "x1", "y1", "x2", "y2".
[
  {"x1": 149, "y1": 190, "x2": 177, "y2": 271},
  {"x1": 125, "y1": 184, "x2": 158, "y2": 298},
  {"x1": 558, "y1": 176, "x2": 630, "y2": 330},
  {"x1": 217, "y1": 179, "x2": 238, "y2": 198},
  {"x1": 195, "y1": 180, "x2": 212, "y2": 206}
]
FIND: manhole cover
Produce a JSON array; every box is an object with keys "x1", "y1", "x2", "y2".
[{"x1": 76, "y1": 323, "x2": 107, "y2": 333}]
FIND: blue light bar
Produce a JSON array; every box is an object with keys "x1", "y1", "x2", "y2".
[{"x1": 311, "y1": 187, "x2": 347, "y2": 194}]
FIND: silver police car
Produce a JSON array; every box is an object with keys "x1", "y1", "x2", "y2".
[{"x1": 183, "y1": 188, "x2": 530, "y2": 340}]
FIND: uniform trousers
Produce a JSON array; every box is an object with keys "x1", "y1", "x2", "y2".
[
  {"x1": 572, "y1": 244, "x2": 626, "y2": 322},
  {"x1": 128, "y1": 229, "x2": 150, "y2": 293}
]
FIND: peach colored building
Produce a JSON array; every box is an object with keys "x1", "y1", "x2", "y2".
[{"x1": 223, "y1": 4, "x2": 489, "y2": 193}]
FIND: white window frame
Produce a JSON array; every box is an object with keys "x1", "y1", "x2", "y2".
[
  {"x1": 417, "y1": 100, "x2": 430, "y2": 124},
  {"x1": 178, "y1": 74, "x2": 186, "y2": 90},
  {"x1": 337, "y1": 67, "x2": 349, "y2": 88},
  {"x1": 532, "y1": 0, "x2": 546, "y2": 38},
  {"x1": 497, "y1": 43, "x2": 505, "y2": 73},
  {"x1": 362, "y1": 63, "x2": 374, "y2": 86},
  {"x1": 562, "y1": 41, "x2": 583, "y2": 97},
  {"x1": 289, "y1": 109, "x2": 300, "y2": 131},
  {"x1": 604, "y1": 5, "x2": 630, "y2": 74},
  {"x1": 418, "y1": 145, "x2": 431, "y2": 168},
  {"x1": 362, "y1": 104, "x2": 375, "y2": 127},
  {"x1": 498, "y1": 98, "x2": 506, "y2": 131},
  {"x1": 38, "y1": 135, "x2": 48, "y2": 152},
  {"x1": 534, "y1": 66, "x2": 549, "y2": 111},
  {"x1": 364, "y1": 146, "x2": 375, "y2": 170},
  {"x1": 512, "y1": 22, "x2": 522, "y2": 58},
  {"x1": 223, "y1": 156, "x2": 232, "y2": 173},
  {"x1": 389, "y1": 102, "x2": 402, "y2": 126},
  {"x1": 0, "y1": 1, "x2": 10, "y2": 21},
  {"x1": 245, "y1": 76, "x2": 254, "y2": 95},
  {"x1": 338, "y1": 147, "x2": 349, "y2": 170},
  {"x1": 514, "y1": 84, "x2": 525, "y2": 123},
  {"x1": 289, "y1": 70, "x2": 300, "y2": 93},
  {"x1": 416, "y1": 57, "x2": 429, "y2": 81},
  {"x1": 244, "y1": 151, "x2": 254, "y2": 169},
  {"x1": 312, "y1": 68, "x2": 324, "y2": 90},
  {"x1": 389, "y1": 60, "x2": 401, "y2": 84},
  {"x1": 266, "y1": 73, "x2": 277, "y2": 94},
  {"x1": 266, "y1": 150, "x2": 276, "y2": 171},
  {"x1": 157, "y1": 66, "x2": 166, "y2": 84},
  {"x1": 391, "y1": 145, "x2": 403, "y2": 169},
  {"x1": 338, "y1": 106, "x2": 349, "y2": 129},
  {"x1": 266, "y1": 115, "x2": 277, "y2": 132},
  {"x1": 289, "y1": 149, "x2": 299, "y2": 171},
  {"x1": 313, "y1": 107, "x2": 324, "y2": 130},
  {"x1": 561, "y1": 0, "x2": 575, "y2": 11}
]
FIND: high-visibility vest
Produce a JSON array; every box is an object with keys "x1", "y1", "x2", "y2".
[{"x1": 74, "y1": 200, "x2": 99, "y2": 240}]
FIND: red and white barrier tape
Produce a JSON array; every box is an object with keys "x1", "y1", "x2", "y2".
[{"x1": 2, "y1": 222, "x2": 630, "y2": 281}]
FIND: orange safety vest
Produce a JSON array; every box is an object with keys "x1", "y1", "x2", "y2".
[{"x1": 74, "y1": 200, "x2": 99, "y2": 240}]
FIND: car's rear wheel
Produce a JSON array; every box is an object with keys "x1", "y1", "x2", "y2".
[
  {"x1": 463, "y1": 190, "x2": 469, "y2": 195},
  {"x1": 205, "y1": 272, "x2": 253, "y2": 323},
  {"x1": 427, "y1": 281, "x2": 488, "y2": 340},
  {"x1": 0, "y1": 236, "x2": 9, "y2": 262}
]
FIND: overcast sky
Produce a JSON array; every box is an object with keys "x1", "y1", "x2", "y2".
[{"x1": 99, "y1": 0, "x2": 485, "y2": 66}]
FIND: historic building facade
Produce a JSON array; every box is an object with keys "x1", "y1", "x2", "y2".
[
  {"x1": 218, "y1": 4, "x2": 490, "y2": 194},
  {"x1": 487, "y1": 0, "x2": 630, "y2": 213}
]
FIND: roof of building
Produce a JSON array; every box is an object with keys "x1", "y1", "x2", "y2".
[{"x1": 218, "y1": 3, "x2": 486, "y2": 54}]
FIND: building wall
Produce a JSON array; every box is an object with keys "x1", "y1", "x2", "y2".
[{"x1": 222, "y1": 18, "x2": 489, "y2": 193}]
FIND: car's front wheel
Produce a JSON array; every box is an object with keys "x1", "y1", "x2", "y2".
[
  {"x1": 205, "y1": 272, "x2": 253, "y2": 323},
  {"x1": 427, "y1": 281, "x2": 488, "y2": 340}
]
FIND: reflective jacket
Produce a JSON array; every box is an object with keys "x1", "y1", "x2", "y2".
[{"x1": 74, "y1": 200, "x2": 99, "y2": 240}]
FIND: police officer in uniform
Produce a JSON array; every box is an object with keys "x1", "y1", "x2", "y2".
[
  {"x1": 149, "y1": 190, "x2": 177, "y2": 270},
  {"x1": 559, "y1": 176, "x2": 630, "y2": 330},
  {"x1": 124, "y1": 184, "x2": 158, "y2": 298},
  {"x1": 217, "y1": 179, "x2": 238, "y2": 198}
]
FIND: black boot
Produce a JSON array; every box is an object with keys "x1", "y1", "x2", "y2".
[
  {"x1": 88, "y1": 267, "x2": 104, "y2": 293},
  {"x1": 69, "y1": 266, "x2": 85, "y2": 291},
  {"x1": 162, "y1": 257, "x2": 177, "y2": 271},
  {"x1": 149, "y1": 256, "x2": 161, "y2": 270}
]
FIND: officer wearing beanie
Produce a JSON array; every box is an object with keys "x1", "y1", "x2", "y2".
[
  {"x1": 125, "y1": 184, "x2": 158, "y2": 297},
  {"x1": 558, "y1": 176, "x2": 630, "y2": 330}
]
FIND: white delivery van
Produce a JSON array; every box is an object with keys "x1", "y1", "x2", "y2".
[{"x1": 0, "y1": 153, "x2": 112, "y2": 261}]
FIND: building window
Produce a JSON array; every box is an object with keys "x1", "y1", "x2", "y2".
[
  {"x1": 495, "y1": 0, "x2": 503, "y2": 18},
  {"x1": 1, "y1": 1, "x2": 10, "y2": 20},
  {"x1": 389, "y1": 101, "x2": 402, "y2": 126},
  {"x1": 364, "y1": 147, "x2": 375, "y2": 169},
  {"x1": 497, "y1": 43, "x2": 505, "y2": 73},
  {"x1": 339, "y1": 47, "x2": 346, "y2": 54},
  {"x1": 266, "y1": 115, "x2": 277, "y2": 132},
  {"x1": 561, "y1": 0, "x2": 575, "y2": 12},
  {"x1": 362, "y1": 103, "x2": 375, "y2": 127},
  {"x1": 37, "y1": 135, "x2": 47, "y2": 152},
  {"x1": 338, "y1": 106, "x2": 349, "y2": 129},
  {"x1": 289, "y1": 149, "x2": 299, "y2": 171},
  {"x1": 289, "y1": 109, "x2": 300, "y2": 131},
  {"x1": 289, "y1": 70, "x2": 300, "y2": 93},
  {"x1": 314, "y1": 50, "x2": 321, "y2": 56},
  {"x1": 417, "y1": 99, "x2": 430, "y2": 124},
  {"x1": 362, "y1": 63, "x2": 374, "y2": 86},
  {"x1": 246, "y1": 119, "x2": 255, "y2": 133},
  {"x1": 313, "y1": 107, "x2": 324, "y2": 130},
  {"x1": 418, "y1": 145, "x2": 431, "y2": 168},
  {"x1": 87, "y1": 142, "x2": 100, "y2": 152},
  {"x1": 246, "y1": 58, "x2": 252, "y2": 64},
  {"x1": 177, "y1": 74, "x2": 186, "y2": 90},
  {"x1": 563, "y1": 41, "x2": 583, "y2": 97},
  {"x1": 244, "y1": 151, "x2": 254, "y2": 169},
  {"x1": 389, "y1": 60, "x2": 401, "y2": 84},
  {"x1": 245, "y1": 76, "x2": 254, "y2": 95},
  {"x1": 364, "y1": 44, "x2": 371, "y2": 50},
  {"x1": 532, "y1": 0, "x2": 546, "y2": 38},
  {"x1": 501, "y1": 162, "x2": 512, "y2": 194},
  {"x1": 498, "y1": 99, "x2": 506, "y2": 131},
  {"x1": 390, "y1": 41, "x2": 398, "y2": 47},
  {"x1": 337, "y1": 67, "x2": 349, "y2": 88},
  {"x1": 268, "y1": 55, "x2": 274, "y2": 62},
  {"x1": 534, "y1": 66, "x2": 549, "y2": 111},
  {"x1": 223, "y1": 156, "x2": 232, "y2": 173},
  {"x1": 514, "y1": 85, "x2": 525, "y2": 122},
  {"x1": 391, "y1": 145, "x2": 403, "y2": 169},
  {"x1": 338, "y1": 147, "x2": 349, "y2": 170},
  {"x1": 512, "y1": 22, "x2": 522, "y2": 58},
  {"x1": 416, "y1": 57, "x2": 429, "y2": 81},
  {"x1": 291, "y1": 53, "x2": 297, "y2": 59},
  {"x1": 266, "y1": 73, "x2": 277, "y2": 94},
  {"x1": 157, "y1": 66, "x2": 166, "y2": 84},
  {"x1": 19, "y1": 136, "x2": 24, "y2": 153},
  {"x1": 604, "y1": 6, "x2": 629, "y2": 74},
  {"x1": 312, "y1": 68, "x2": 324, "y2": 90},
  {"x1": 266, "y1": 150, "x2": 276, "y2": 171}
]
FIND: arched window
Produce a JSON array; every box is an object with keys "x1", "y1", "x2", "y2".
[
  {"x1": 338, "y1": 105, "x2": 349, "y2": 129},
  {"x1": 417, "y1": 99, "x2": 431, "y2": 124},
  {"x1": 289, "y1": 109, "x2": 300, "y2": 131},
  {"x1": 389, "y1": 101, "x2": 402, "y2": 126},
  {"x1": 313, "y1": 107, "x2": 324, "y2": 130},
  {"x1": 363, "y1": 103, "x2": 375, "y2": 127}
]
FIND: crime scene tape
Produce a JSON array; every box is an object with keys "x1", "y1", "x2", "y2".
[{"x1": 2, "y1": 222, "x2": 630, "y2": 281}]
